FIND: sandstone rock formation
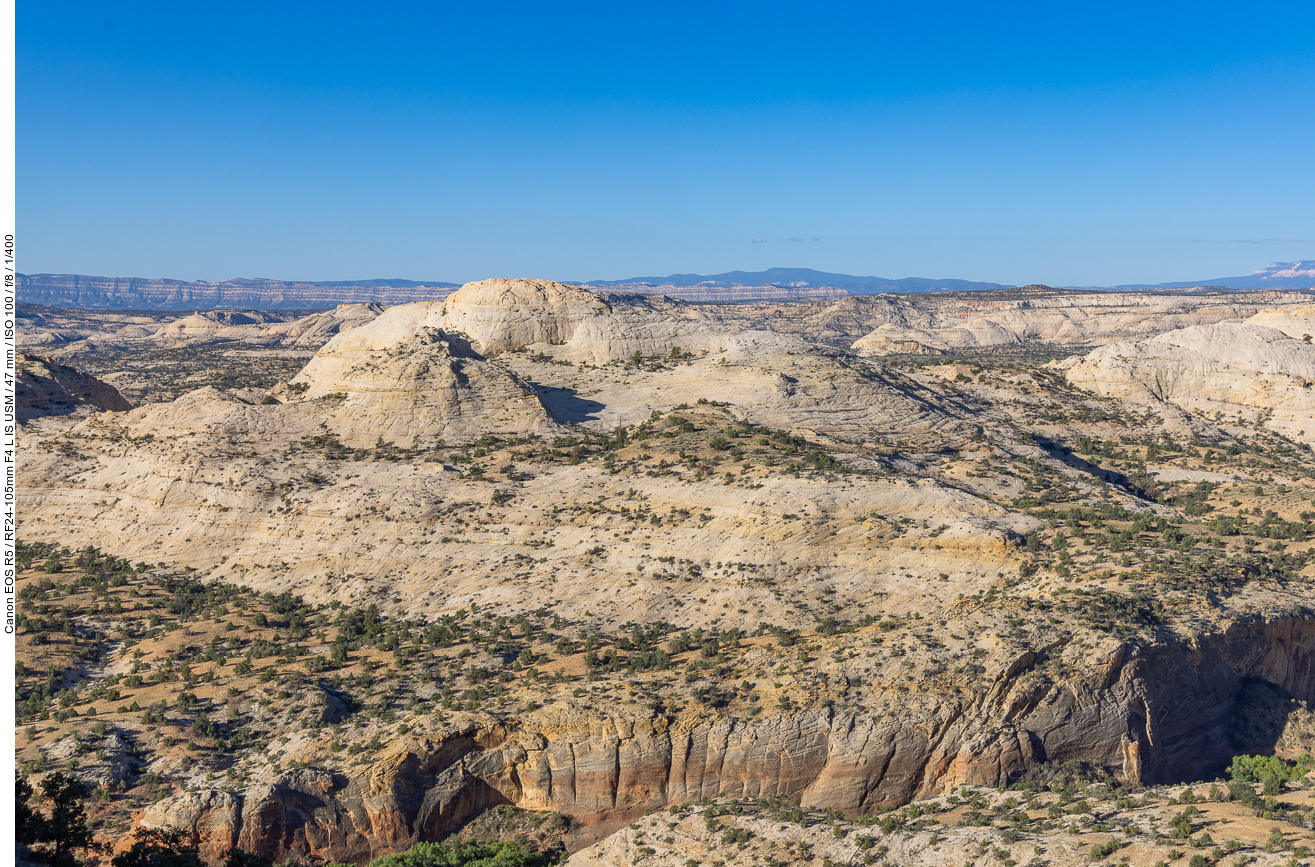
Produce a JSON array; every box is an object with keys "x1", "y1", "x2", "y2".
[
  {"x1": 439, "y1": 279, "x2": 616, "y2": 356},
  {"x1": 850, "y1": 291, "x2": 1311, "y2": 355},
  {"x1": 16, "y1": 354, "x2": 132, "y2": 422},
  {"x1": 260, "y1": 303, "x2": 387, "y2": 346},
  {"x1": 150, "y1": 304, "x2": 386, "y2": 346},
  {"x1": 306, "y1": 278, "x2": 779, "y2": 365},
  {"x1": 134, "y1": 613, "x2": 1315, "y2": 864},
  {"x1": 1063, "y1": 323, "x2": 1315, "y2": 442},
  {"x1": 151, "y1": 310, "x2": 288, "y2": 337},
  {"x1": 278, "y1": 324, "x2": 558, "y2": 446},
  {"x1": 17, "y1": 303, "x2": 386, "y2": 361},
  {"x1": 22, "y1": 280, "x2": 1315, "y2": 866},
  {"x1": 1243, "y1": 303, "x2": 1315, "y2": 340}
]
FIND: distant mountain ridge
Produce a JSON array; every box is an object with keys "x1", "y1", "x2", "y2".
[
  {"x1": 20, "y1": 262, "x2": 1314, "y2": 310},
  {"x1": 584, "y1": 267, "x2": 1011, "y2": 294},
  {"x1": 1112, "y1": 261, "x2": 1315, "y2": 291},
  {"x1": 18, "y1": 274, "x2": 459, "y2": 310}
]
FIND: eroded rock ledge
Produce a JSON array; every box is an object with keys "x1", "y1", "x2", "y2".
[{"x1": 142, "y1": 614, "x2": 1315, "y2": 864}]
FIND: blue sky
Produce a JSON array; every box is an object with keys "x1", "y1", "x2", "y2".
[{"x1": 18, "y1": 1, "x2": 1315, "y2": 286}]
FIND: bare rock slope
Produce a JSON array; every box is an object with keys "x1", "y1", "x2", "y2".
[
  {"x1": 16, "y1": 353, "x2": 132, "y2": 422},
  {"x1": 850, "y1": 290, "x2": 1310, "y2": 355},
  {"x1": 1063, "y1": 323, "x2": 1315, "y2": 442}
]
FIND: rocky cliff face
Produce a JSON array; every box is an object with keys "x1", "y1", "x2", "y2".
[
  {"x1": 18, "y1": 274, "x2": 456, "y2": 310},
  {"x1": 139, "y1": 614, "x2": 1315, "y2": 864},
  {"x1": 16, "y1": 354, "x2": 133, "y2": 422}
]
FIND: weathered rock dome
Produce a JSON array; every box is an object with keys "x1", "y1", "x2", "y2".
[{"x1": 440, "y1": 278, "x2": 613, "y2": 356}]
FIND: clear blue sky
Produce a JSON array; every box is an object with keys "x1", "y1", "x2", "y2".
[{"x1": 18, "y1": 1, "x2": 1315, "y2": 287}]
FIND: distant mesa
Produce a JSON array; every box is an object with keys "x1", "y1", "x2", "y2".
[
  {"x1": 583, "y1": 267, "x2": 1012, "y2": 299},
  {"x1": 19, "y1": 262, "x2": 1315, "y2": 314},
  {"x1": 16, "y1": 268, "x2": 1017, "y2": 310},
  {"x1": 17, "y1": 273, "x2": 458, "y2": 310}
]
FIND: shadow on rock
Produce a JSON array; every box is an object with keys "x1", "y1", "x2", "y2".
[{"x1": 533, "y1": 386, "x2": 605, "y2": 424}]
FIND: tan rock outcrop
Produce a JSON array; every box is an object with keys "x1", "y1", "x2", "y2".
[
  {"x1": 151, "y1": 311, "x2": 286, "y2": 338},
  {"x1": 148, "y1": 305, "x2": 384, "y2": 346},
  {"x1": 261, "y1": 303, "x2": 386, "y2": 346},
  {"x1": 16, "y1": 354, "x2": 132, "y2": 422},
  {"x1": 850, "y1": 291, "x2": 1311, "y2": 355},
  {"x1": 274, "y1": 324, "x2": 558, "y2": 446},
  {"x1": 328, "y1": 278, "x2": 782, "y2": 364},
  {"x1": 1243, "y1": 303, "x2": 1315, "y2": 341},
  {"x1": 440, "y1": 280, "x2": 614, "y2": 356},
  {"x1": 1064, "y1": 323, "x2": 1315, "y2": 441}
]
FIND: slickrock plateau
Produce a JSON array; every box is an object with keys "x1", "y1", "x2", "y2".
[
  {"x1": 1063, "y1": 323, "x2": 1315, "y2": 443},
  {"x1": 570, "y1": 778, "x2": 1315, "y2": 867},
  {"x1": 17, "y1": 278, "x2": 1315, "y2": 866},
  {"x1": 851, "y1": 290, "x2": 1310, "y2": 356}
]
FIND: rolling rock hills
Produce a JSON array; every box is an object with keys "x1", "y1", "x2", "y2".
[
  {"x1": 1061, "y1": 305, "x2": 1315, "y2": 445},
  {"x1": 17, "y1": 279, "x2": 1315, "y2": 865}
]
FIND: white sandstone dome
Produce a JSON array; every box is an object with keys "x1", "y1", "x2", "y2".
[{"x1": 440, "y1": 278, "x2": 612, "y2": 356}]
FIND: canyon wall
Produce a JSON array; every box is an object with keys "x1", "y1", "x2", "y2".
[{"x1": 143, "y1": 614, "x2": 1315, "y2": 864}]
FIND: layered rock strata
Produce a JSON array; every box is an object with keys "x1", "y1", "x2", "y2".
[
  {"x1": 139, "y1": 615, "x2": 1315, "y2": 864},
  {"x1": 850, "y1": 291, "x2": 1310, "y2": 355},
  {"x1": 18, "y1": 274, "x2": 455, "y2": 310}
]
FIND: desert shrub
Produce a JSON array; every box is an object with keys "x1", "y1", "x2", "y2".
[
  {"x1": 1230, "y1": 754, "x2": 1313, "y2": 793},
  {"x1": 366, "y1": 839, "x2": 554, "y2": 867},
  {"x1": 1090, "y1": 839, "x2": 1122, "y2": 860},
  {"x1": 1228, "y1": 780, "x2": 1258, "y2": 807}
]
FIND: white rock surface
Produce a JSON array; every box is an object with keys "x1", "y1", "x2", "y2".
[
  {"x1": 851, "y1": 291, "x2": 1311, "y2": 355},
  {"x1": 1065, "y1": 322, "x2": 1315, "y2": 441}
]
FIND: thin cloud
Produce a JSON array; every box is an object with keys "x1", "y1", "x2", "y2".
[
  {"x1": 750, "y1": 237, "x2": 766, "y2": 244},
  {"x1": 1183, "y1": 238, "x2": 1305, "y2": 244}
]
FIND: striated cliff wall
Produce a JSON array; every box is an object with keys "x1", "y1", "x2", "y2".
[
  {"x1": 139, "y1": 614, "x2": 1315, "y2": 864},
  {"x1": 17, "y1": 274, "x2": 457, "y2": 310}
]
